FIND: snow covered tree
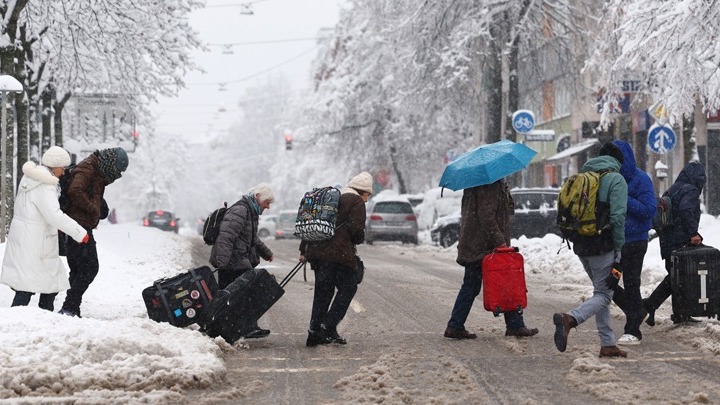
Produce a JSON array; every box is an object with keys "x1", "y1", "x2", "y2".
[
  {"x1": 298, "y1": 0, "x2": 597, "y2": 193},
  {"x1": 587, "y1": 0, "x2": 720, "y2": 122}
]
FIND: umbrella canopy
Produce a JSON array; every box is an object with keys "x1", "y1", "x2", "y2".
[{"x1": 439, "y1": 140, "x2": 537, "y2": 191}]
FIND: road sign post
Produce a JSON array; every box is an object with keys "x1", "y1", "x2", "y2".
[{"x1": 512, "y1": 110, "x2": 535, "y2": 134}]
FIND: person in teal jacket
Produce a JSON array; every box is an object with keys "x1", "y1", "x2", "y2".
[{"x1": 553, "y1": 142, "x2": 629, "y2": 358}]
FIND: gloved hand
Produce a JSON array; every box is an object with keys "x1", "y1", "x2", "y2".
[
  {"x1": 80, "y1": 233, "x2": 90, "y2": 244},
  {"x1": 605, "y1": 263, "x2": 622, "y2": 289}
]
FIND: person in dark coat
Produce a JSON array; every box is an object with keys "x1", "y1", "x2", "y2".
[
  {"x1": 210, "y1": 183, "x2": 275, "y2": 338},
  {"x1": 610, "y1": 140, "x2": 656, "y2": 345},
  {"x1": 444, "y1": 179, "x2": 539, "y2": 340},
  {"x1": 59, "y1": 147, "x2": 128, "y2": 318},
  {"x1": 644, "y1": 161, "x2": 706, "y2": 325},
  {"x1": 300, "y1": 172, "x2": 371, "y2": 347}
]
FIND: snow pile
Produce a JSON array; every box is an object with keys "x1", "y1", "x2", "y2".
[{"x1": 0, "y1": 223, "x2": 226, "y2": 401}]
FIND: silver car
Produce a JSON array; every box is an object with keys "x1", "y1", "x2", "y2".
[
  {"x1": 365, "y1": 198, "x2": 418, "y2": 245},
  {"x1": 275, "y1": 210, "x2": 299, "y2": 239}
]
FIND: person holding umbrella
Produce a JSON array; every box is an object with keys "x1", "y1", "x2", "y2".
[{"x1": 440, "y1": 140, "x2": 539, "y2": 339}]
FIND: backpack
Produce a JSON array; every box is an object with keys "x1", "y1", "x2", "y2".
[
  {"x1": 652, "y1": 193, "x2": 673, "y2": 232},
  {"x1": 294, "y1": 186, "x2": 341, "y2": 242},
  {"x1": 202, "y1": 202, "x2": 228, "y2": 245},
  {"x1": 556, "y1": 171, "x2": 612, "y2": 242}
]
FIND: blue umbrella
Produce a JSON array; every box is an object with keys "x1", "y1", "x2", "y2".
[{"x1": 439, "y1": 140, "x2": 537, "y2": 191}]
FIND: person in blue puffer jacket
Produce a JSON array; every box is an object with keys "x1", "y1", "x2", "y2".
[{"x1": 609, "y1": 140, "x2": 656, "y2": 346}]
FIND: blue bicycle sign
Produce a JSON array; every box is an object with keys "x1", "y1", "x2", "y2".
[
  {"x1": 647, "y1": 123, "x2": 676, "y2": 154},
  {"x1": 512, "y1": 110, "x2": 535, "y2": 133}
]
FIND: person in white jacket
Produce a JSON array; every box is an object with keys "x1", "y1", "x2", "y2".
[{"x1": 1, "y1": 146, "x2": 89, "y2": 311}]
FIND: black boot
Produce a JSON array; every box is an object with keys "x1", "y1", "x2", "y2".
[
  {"x1": 643, "y1": 299, "x2": 655, "y2": 327},
  {"x1": 322, "y1": 324, "x2": 347, "y2": 345},
  {"x1": 306, "y1": 329, "x2": 331, "y2": 347}
]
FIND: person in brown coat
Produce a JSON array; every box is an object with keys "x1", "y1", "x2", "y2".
[
  {"x1": 59, "y1": 147, "x2": 128, "y2": 317},
  {"x1": 300, "y1": 172, "x2": 371, "y2": 346},
  {"x1": 444, "y1": 179, "x2": 539, "y2": 339}
]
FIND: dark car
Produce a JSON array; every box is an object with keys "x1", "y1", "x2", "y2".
[
  {"x1": 143, "y1": 210, "x2": 180, "y2": 233},
  {"x1": 430, "y1": 188, "x2": 560, "y2": 247}
]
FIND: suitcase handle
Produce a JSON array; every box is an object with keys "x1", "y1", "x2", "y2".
[
  {"x1": 493, "y1": 246, "x2": 519, "y2": 254},
  {"x1": 279, "y1": 261, "x2": 304, "y2": 288}
]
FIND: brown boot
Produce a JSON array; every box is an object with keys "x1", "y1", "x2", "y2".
[
  {"x1": 599, "y1": 345, "x2": 627, "y2": 358},
  {"x1": 553, "y1": 313, "x2": 577, "y2": 352},
  {"x1": 444, "y1": 327, "x2": 477, "y2": 339}
]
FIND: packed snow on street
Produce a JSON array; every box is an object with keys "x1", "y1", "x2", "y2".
[{"x1": 1, "y1": 215, "x2": 719, "y2": 403}]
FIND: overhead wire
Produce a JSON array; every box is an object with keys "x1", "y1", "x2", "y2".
[{"x1": 186, "y1": 45, "x2": 320, "y2": 86}]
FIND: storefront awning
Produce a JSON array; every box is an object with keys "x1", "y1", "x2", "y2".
[{"x1": 546, "y1": 139, "x2": 600, "y2": 162}]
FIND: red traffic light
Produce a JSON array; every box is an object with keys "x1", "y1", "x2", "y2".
[{"x1": 284, "y1": 134, "x2": 293, "y2": 150}]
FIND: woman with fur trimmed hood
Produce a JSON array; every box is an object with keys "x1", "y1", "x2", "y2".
[{"x1": 1, "y1": 146, "x2": 88, "y2": 310}]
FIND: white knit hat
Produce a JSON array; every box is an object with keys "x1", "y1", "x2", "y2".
[
  {"x1": 41, "y1": 146, "x2": 71, "y2": 168},
  {"x1": 348, "y1": 171, "x2": 373, "y2": 194}
]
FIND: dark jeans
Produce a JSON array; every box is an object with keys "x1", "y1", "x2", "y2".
[
  {"x1": 309, "y1": 260, "x2": 358, "y2": 332},
  {"x1": 61, "y1": 232, "x2": 98, "y2": 315},
  {"x1": 611, "y1": 240, "x2": 648, "y2": 339},
  {"x1": 448, "y1": 263, "x2": 525, "y2": 331},
  {"x1": 12, "y1": 291, "x2": 58, "y2": 311},
  {"x1": 645, "y1": 259, "x2": 673, "y2": 313}
]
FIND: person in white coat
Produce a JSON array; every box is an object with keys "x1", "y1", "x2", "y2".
[{"x1": 1, "y1": 146, "x2": 89, "y2": 311}]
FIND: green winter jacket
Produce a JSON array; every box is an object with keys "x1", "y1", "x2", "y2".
[{"x1": 573, "y1": 155, "x2": 628, "y2": 256}]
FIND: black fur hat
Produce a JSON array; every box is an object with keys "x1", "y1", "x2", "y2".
[{"x1": 599, "y1": 142, "x2": 624, "y2": 165}]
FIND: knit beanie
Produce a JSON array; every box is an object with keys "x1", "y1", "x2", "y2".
[
  {"x1": 96, "y1": 147, "x2": 129, "y2": 185},
  {"x1": 599, "y1": 142, "x2": 624, "y2": 165},
  {"x1": 348, "y1": 171, "x2": 373, "y2": 194},
  {"x1": 41, "y1": 146, "x2": 71, "y2": 168}
]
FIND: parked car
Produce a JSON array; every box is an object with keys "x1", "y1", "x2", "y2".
[
  {"x1": 430, "y1": 188, "x2": 560, "y2": 247},
  {"x1": 275, "y1": 210, "x2": 299, "y2": 239},
  {"x1": 365, "y1": 194, "x2": 418, "y2": 245},
  {"x1": 400, "y1": 193, "x2": 424, "y2": 209},
  {"x1": 414, "y1": 187, "x2": 463, "y2": 230},
  {"x1": 258, "y1": 214, "x2": 277, "y2": 238},
  {"x1": 143, "y1": 210, "x2": 180, "y2": 233}
]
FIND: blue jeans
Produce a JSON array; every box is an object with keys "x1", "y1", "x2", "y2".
[
  {"x1": 571, "y1": 251, "x2": 616, "y2": 346},
  {"x1": 448, "y1": 263, "x2": 525, "y2": 330}
]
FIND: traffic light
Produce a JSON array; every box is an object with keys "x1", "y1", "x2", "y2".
[
  {"x1": 285, "y1": 134, "x2": 293, "y2": 151},
  {"x1": 132, "y1": 131, "x2": 139, "y2": 146}
]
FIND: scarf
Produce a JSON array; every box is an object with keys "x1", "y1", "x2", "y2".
[{"x1": 247, "y1": 193, "x2": 262, "y2": 215}]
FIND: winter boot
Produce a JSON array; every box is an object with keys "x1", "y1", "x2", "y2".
[{"x1": 553, "y1": 313, "x2": 577, "y2": 352}]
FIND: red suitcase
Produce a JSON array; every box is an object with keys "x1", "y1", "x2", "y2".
[{"x1": 482, "y1": 246, "x2": 527, "y2": 316}]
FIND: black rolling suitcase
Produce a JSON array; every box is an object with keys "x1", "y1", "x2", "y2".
[
  {"x1": 670, "y1": 245, "x2": 720, "y2": 320},
  {"x1": 142, "y1": 266, "x2": 219, "y2": 327},
  {"x1": 199, "y1": 262, "x2": 303, "y2": 344}
]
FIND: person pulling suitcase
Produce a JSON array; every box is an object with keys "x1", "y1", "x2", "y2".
[
  {"x1": 644, "y1": 161, "x2": 706, "y2": 325},
  {"x1": 210, "y1": 183, "x2": 275, "y2": 339},
  {"x1": 300, "y1": 172, "x2": 373, "y2": 347}
]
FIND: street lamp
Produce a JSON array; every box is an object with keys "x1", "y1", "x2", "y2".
[{"x1": 0, "y1": 75, "x2": 23, "y2": 242}]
